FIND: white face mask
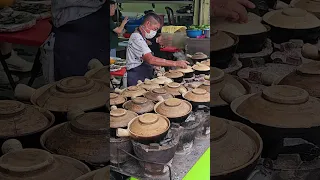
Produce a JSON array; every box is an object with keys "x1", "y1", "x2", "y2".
[{"x1": 143, "y1": 26, "x2": 157, "y2": 39}]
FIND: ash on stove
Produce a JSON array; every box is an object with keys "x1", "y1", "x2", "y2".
[{"x1": 195, "y1": 109, "x2": 210, "y2": 139}]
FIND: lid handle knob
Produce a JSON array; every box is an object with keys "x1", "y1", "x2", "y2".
[
  {"x1": 14, "y1": 84, "x2": 35, "y2": 102},
  {"x1": 116, "y1": 128, "x2": 130, "y2": 137},
  {"x1": 1, "y1": 139, "x2": 23, "y2": 154}
]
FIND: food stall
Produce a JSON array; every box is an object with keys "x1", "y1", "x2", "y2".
[{"x1": 211, "y1": 1, "x2": 320, "y2": 179}]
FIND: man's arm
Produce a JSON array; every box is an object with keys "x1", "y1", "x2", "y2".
[
  {"x1": 113, "y1": 16, "x2": 128, "y2": 34},
  {"x1": 142, "y1": 53, "x2": 188, "y2": 68}
]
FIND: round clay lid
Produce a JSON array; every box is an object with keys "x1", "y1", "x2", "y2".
[
  {"x1": 184, "y1": 88, "x2": 210, "y2": 102},
  {"x1": 176, "y1": 66, "x2": 194, "y2": 73},
  {"x1": 0, "y1": 100, "x2": 54, "y2": 138},
  {"x1": 110, "y1": 107, "x2": 138, "y2": 128},
  {"x1": 138, "y1": 80, "x2": 161, "y2": 90},
  {"x1": 144, "y1": 88, "x2": 174, "y2": 102},
  {"x1": 210, "y1": 116, "x2": 256, "y2": 176},
  {"x1": 123, "y1": 97, "x2": 155, "y2": 115},
  {"x1": 234, "y1": 85, "x2": 320, "y2": 128},
  {"x1": 192, "y1": 63, "x2": 210, "y2": 71},
  {"x1": 191, "y1": 52, "x2": 208, "y2": 60},
  {"x1": 122, "y1": 86, "x2": 147, "y2": 98},
  {"x1": 164, "y1": 82, "x2": 187, "y2": 96},
  {"x1": 31, "y1": 76, "x2": 109, "y2": 112},
  {"x1": 129, "y1": 113, "x2": 170, "y2": 137},
  {"x1": 212, "y1": 13, "x2": 267, "y2": 35},
  {"x1": 211, "y1": 31, "x2": 235, "y2": 51},
  {"x1": 201, "y1": 59, "x2": 210, "y2": 66},
  {"x1": 293, "y1": 0, "x2": 320, "y2": 14},
  {"x1": 211, "y1": 68, "x2": 225, "y2": 83},
  {"x1": 263, "y1": 8, "x2": 320, "y2": 29},
  {"x1": 152, "y1": 76, "x2": 173, "y2": 84},
  {"x1": 70, "y1": 112, "x2": 109, "y2": 135},
  {"x1": 75, "y1": 166, "x2": 109, "y2": 180},
  {"x1": 164, "y1": 70, "x2": 184, "y2": 78},
  {"x1": 297, "y1": 61, "x2": 320, "y2": 75},
  {"x1": 110, "y1": 93, "x2": 126, "y2": 106},
  {"x1": 155, "y1": 98, "x2": 192, "y2": 118}
]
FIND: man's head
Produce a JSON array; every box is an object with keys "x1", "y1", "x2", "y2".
[
  {"x1": 110, "y1": 1, "x2": 117, "y2": 16},
  {"x1": 141, "y1": 13, "x2": 161, "y2": 34}
]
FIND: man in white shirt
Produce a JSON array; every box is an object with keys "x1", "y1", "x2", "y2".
[{"x1": 126, "y1": 13, "x2": 189, "y2": 86}]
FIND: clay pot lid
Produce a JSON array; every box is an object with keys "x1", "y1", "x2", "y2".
[
  {"x1": 155, "y1": 98, "x2": 192, "y2": 118},
  {"x1": 123, "y1": 97, "x2": 155, "y2": 114},
  {"x1": 144, "y1": 88, "x2": 173, "y2": 102},
  {"x1": 0, "y1": 148, "x2": 54, "y2": 173},
  {"x1": 263, "y1": 8, "x2": 320, "y2": 29},
  {"x1": 0, "y1": 100, "x2": 54, "y2": 138},
  {"x1": 293, "y1": 0, "x2": 320, "y2": 13},
  {"x1": 211, "y1": 31, "x2": 236, "y2": 51},
  {"x1": 233, "y1": 85, "x2": 320, "y2": 128},
  {"x1": 176, "y1": 66, "x2": 194, "y2": 73},
  {"x1": 212, "y1": 13, "x2": 267, "y2": 35},
  {"x1": 110, "y1": 107, "x2": 138, "y2": 128},
  {"x1": 27, "y1": 76, "x2": 109, "y2": 112},
  {"x1": 184, "y1": 88, "x2": 210, "y2": 102},
  {"x1": 210, "y1": 116, "x2": 257, "y2": 176},
  {"x1": 166, "y1": 82, "x2": 181, "y2": 88},
  {"x1": 201, "y1": 59, "x2": 210, "y2": 66},
  {"x1": 164, "y1": 70, "x2": 184, "y2": 78},
  {"x1": 129, "y1": 113, "x2": 170, "y2": 137},
  {"x1": 121, "y1": 86, "x2": 147, "y2": 98},
  {"x1": 75, "y1": 166, "x2": 109, "y2": 180},
  {"x1": 110, "y1": 93, "x2": 126, "y2": 105},
  {"x1": 69, "y1": 112, "x2": 109, "y2": 135},
  {"x1": 152, "y1": 76, "x2": 173, "y2": 84},
  {"x1": 84, "y1": 59, "x2": 109, "y2": 82},
  {"x1": 211, "y1": 67, "x2": 225, "y2": 83},
  {"x1": 152, "y1": 88, "x2": 167, "y2": 94},
  {"x1": 132, "y1": 97, "x2": 149, "y2": 104},
  {"x1": 297, "y1": 61, "x2": 320, "y2": 75},
  {"x1": 164, "y1": 82, "x2": 187, "y2": 96},
  {"x1": 137, "y1": 79, "x2": 161, "y2": 91},
  {"x1": 192, "y1": 63, "x2": 210, "y2": 71},
  {"x1": 191, "y1": 52, "x2": 208, "y2": 60}
]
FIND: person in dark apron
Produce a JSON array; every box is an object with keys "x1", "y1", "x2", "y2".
[
  {"x1": 126, "y1": 13, "x2": 189, "y2": 87},
  {"x1": 53, "y1": 2, "x2": 109, "y2": 81}
]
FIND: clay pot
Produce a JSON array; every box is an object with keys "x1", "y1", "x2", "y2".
[
  {"x1": 187, "y1": 52, "x2": 208, "y2": 64},
  {"x1": 0, "y1": 139, "x2": 90, "y2": 180},
  {"x1": 154, "y1": 97, "x2": 192, "y2": 123},
  {"x1": 211, "y1": 31, "x2": 239, "y2": 69},
  {"x1": 110, "y1": 106, "x2": 138, "y2": 137},
  {"x1": 293, "y1": 0, "x2": 320, "y2": 18},
  {"x1": 151, "y1": 76, "x2": 173, "y2": 85},
  {"x1": 175, "y1": 66, "x2": 195, "y2": 78},
  {"x1": 123, "y1": 96, "x2": 155, "y2": 115},
  {"x1": 116, "y1": 113, "x2": 170, "y2": 144},
  {"x1": 212, "y1": 13, "x2": 269, "y2": 53},
  {"x1": 84, "y1": 59, "x2": 110, "y2": 84},
  {"x1": 163, "y1": 82, "x2": 188, "y2": 98},
  {"x1": 14, "y1": 76, "x2": 109, "y2": 113},
  {"x1": 198, "y1": 80, "x2": 210, "y2": 93},
  {"x1": 301, "y1": 43, "x2": 320, "y2": 60},
  {"x1": 192, "y1": 62, "x2": 210, "y2": 75},
  {"x1": 144, "y1": 88, "x2": 174, "y2": 103},
  {"x1": 180, "y1": 88, "x2": 210, "y2": 110},
  {"x1": 164, "y1": 70, "x2": 184, "y2": 83},
  {"x1": 210, "y1": 116, "x2": 262, "y2": 179},
  {"x1": 263, "y1": 8, "x2": 320, "y2": 43},
  {"x1": 75, "y1": 166, "x2": 109, "y2": 180},
  {"x1": 40, "y1": 109, "x2": 109, "y2": 168},
  {"x1": 109, "y1": 93, "x2": 126, "y2": 109},
  {"x1": 115, "y1": 86, "x2": 147, "y2": 100},
  {"x1": 201, "y1": 59, "x2": 210, "y2": 67},
  {"x1": 274, "y1": 61, "x2": 320, "y2": 98},
  {"x1": 137, "y1": 79, "x2": 161, "y2": 91},
  {"x1": 0, "y1": 100, "x2": 54, "y2": 148}
]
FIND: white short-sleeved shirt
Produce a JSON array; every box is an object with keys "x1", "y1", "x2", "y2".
[{"x1": 126, "y1": 32, "x2": 152, "y2": 70}]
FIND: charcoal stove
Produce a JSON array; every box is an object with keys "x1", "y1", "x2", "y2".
[
  {"x1": 195, "y1": 108, "x2": 210, "y2": 139},
  {"x1": 110, "y1": 136, "x2": 133, "y2": 165}
]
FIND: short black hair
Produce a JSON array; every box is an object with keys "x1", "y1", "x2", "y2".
[
  {"x1": 109, "y1": 0, "x2": 116, "y2": 5},
  {"x1": 142, "y1": 12, "x2": 161, "y2": 25}
]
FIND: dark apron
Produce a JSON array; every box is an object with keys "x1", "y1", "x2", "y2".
[
  {"x1": 127, "y1": 28, "x2": 154, "y2": 86},
  {"x1": 53, "y1": 3, "x2": 109, "y2": 81}
]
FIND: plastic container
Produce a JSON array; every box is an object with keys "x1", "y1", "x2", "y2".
[{"x1": 186, "y1": 30, "x2": 203, "y2": 38}]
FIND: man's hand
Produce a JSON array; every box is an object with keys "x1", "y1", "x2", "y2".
[
  {"x1": 121, "y1": 16, "x2": 129, "y2": 25},
  {"x1": 175, "y1": 60, "x2": 190, "y2": 69},
  {"x1": 212, "y1": 0, "x2": 255, "y2": 23}
]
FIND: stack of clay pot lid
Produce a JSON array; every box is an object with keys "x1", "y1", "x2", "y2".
[
  {"x1": 275, "y1": 61, "x2": 320, "y2": 98},
  {"x1": 201, "y1": 59, "x2": 210, "y2": 66},
  {"x1": 192, "y1": 62, "x2": 210, "y2": 75},
  {"x1": 0, "y1": 139, "x2": 90, "y2": 180},
  {"x1": 263, "y1": 8, "x2": 320, "y2": 29},
  {"x1": 231, "y1": 85, "x2": 320, "y2": 128},
  {"x1": 163, "y1": 82, "x2": 188, "y2": 96},
  {"x1": 110, "y1": 106, "x2": 138, "y2": 128},
  {"x1": 40, "y1": 110, "x2": 109, "y2": 166},
  {"x1": 109, "y1": 93, "x2": 126, "y2": 108},
  {"x1": 123, "y1": 97, "x2": 155, "y2": 115},
  {"x1": 0, "y1": 100, "x2": 54, "y2": 139},
  {"x1": 115, "y1": 86, "x2": 147, "y2": 99},
  {"x1": 75, "y1": 166, "x2": 109, "y2": 180},
  {"x1": 176, "y1": 66, "x2": 194, "y2": 78},
  {"x1": 144, "y1": 88, "x2": 174, "y2": 102},
  {"x1": 187, "y1": 52, "x2": 209, "y2": 63},
  {"x1": 211, "y1": 67, "x2": 250, "y2": 106},
  {"x1": 151, "y1": 76, "x2": 173, "y2": 85},
  {"x1": 211, "y1": 116, "x2": 262, "y2": 177},
  {"x1": 137, "y1": 79, "x2": 161, "y2": 91},
  {"x1": 14, "y1": 76, "x2": 109, "y2": 112},
  {"x1": 292, "y1": 0, "x2": 320, "y2": 18},
  {"x1": 164, "y1": 70, "x2": 184, "y2": 83},
  {"x1": 84, "y1": 59, "x2": 109, "y2": 84},
  {"x1": 211, "y1": 31, "x2": 235, "y2": 51}
]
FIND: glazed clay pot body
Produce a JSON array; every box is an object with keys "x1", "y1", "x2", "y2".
[
  {"x1": 0, "y1": 100, "x2": 54, "y2": 149},
  {"x1": 210, "y1": 116, "x2": 262, "y2": 179},
  {"x1": 40, "y1": 110, "x2": 109, "y2": 168},
  {"x1": 0, "y1": 140, "x2": 90, "y2": 180}
]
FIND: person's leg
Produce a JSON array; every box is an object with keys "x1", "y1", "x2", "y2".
[{"x1": 110, "y1": 48, "x2": 116, "y2": 57}]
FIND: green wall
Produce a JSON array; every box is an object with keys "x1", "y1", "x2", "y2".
[{"x1": 121, "y1": 3, "x2": 181, "y2": 13}]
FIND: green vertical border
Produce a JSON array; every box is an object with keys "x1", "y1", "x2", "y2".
[{"x1": 129, "y1": 148, "x2": 210, "y2": 180}]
